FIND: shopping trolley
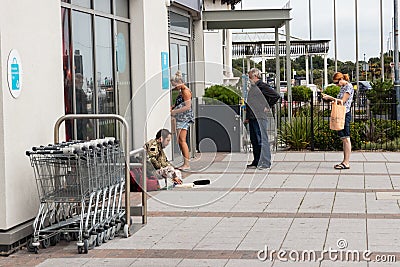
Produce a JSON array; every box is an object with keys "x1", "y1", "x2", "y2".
[
  {"x1": 26, "y1": 138, "x2": 125, "y2": 253},
  {"x1": 26, "y1": 114, "x2": 147, "y2": 254}
]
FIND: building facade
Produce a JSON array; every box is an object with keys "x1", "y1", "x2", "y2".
[{"x1": 0, "y1": 0, "x2": 239, "y2": 250}]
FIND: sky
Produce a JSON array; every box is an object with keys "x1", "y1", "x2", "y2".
[{"x1": 237, "y1": 0, "x2": 396, "y2": 62}]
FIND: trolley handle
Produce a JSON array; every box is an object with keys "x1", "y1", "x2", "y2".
[
  {"x1": 32, "y1": 145, "x2": 60, "y2": 151},
  {"x1": 60, "y1": 147, "x2": 77, "y2": 155},
  {"x1": 26, "y1": 150, "x2": 64, "y2": 156}
]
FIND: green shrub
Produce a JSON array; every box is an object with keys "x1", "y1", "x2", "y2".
[
  {"x1": 313, "y1": 120, "x2": 342, "y2": 150},
  {"x1": 350, "y1": 121, "x2": 365, "y2": 150},
  {"x1": 366, "y1": 80, "x2": 395, "y2": 115},
  {"x1": 363, "y1": 138, "x2": 400, "y2": 151},
  {"x1": 278, "y1": 117, "x2": 312, "y2": 150},
  {"x1": 357, "y1": 119, "x2": 400, "y2": 145},
  {"x1": 323, "y1": 85, "x2": 340, "y2": 97},
  {"x1": 285, "y1": 85, "x2": 312, "y2": 102},
  {"x1": 203, "y1": 85, "x2": 241, "y2": 106}
]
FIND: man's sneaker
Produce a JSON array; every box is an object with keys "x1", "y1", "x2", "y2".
[
  {"x1": 257, "y1": 165, "x2": 270, "y2": 170},
  {"x1": 246, "y1": 164, "x2": 257, "y2": 169}
]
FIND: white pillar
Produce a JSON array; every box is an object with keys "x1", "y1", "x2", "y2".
[
  {"x1": 285, "y1": 21, "x2": 292, "y2": 121},
  {"x1": 131, "y1": 0, "x2": 170, "y2": 148},
  {"x1": 225, "y1": 29, "x2": 233, "y2": 78},
  {"x1": 275, "y1": 27, "x2": 280, "y2": 92},
  {"x1": 261, "y1": 44, "x2": 266, "y2": 82},
  {"x1": 324, "y1": 54, "x2": 328, "y2": 88},
  {"x1": 305, "y1": 54, "x2": 309, "y2": 85}
]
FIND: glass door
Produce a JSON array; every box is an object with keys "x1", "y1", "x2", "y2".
[{"x1": 170, "y1": 38, "x2": 190, "y2": 162}]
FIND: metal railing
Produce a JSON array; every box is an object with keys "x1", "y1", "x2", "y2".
[{"x1": 276, "y1": 92, "x2": 400, "y2": 151}]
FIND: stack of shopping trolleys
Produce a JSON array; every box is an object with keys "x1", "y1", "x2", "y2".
[{"x1": 25, "y1": 138, "x2": 127, "y2": 254}]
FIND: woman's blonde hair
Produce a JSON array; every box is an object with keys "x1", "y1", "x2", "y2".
[
  {"x1": 333, "y1": 72, "x2": 350, "y2": 82},
  {"x1": 171, "y1": 70, "x2": 184, "y2": 83}
]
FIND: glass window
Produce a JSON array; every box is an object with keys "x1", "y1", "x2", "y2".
[
  {"x1": 115, "y1": 0, "x2": 129, "y2": 18},
  {"x1": 116, "y1": 21, "x2": 131, "y2": 117},
  {"x1": 71, "y1": 0, "x2": 90, "y2": 8},
  {"x1": 62, "y1": 2, "x2": 132, "y2": 141},
  {"x1": 170, "y1": 43, "x2": 188, "y2": 82},
  {"x1": 170, "y1": 12, "x2": 190, "y2": 34},
  {"x1": 179, "y1": 45, "x2": 188, "y2": 82},
  {"x1": 72, "y1": 11, "x2": 95, "y2": 140},
  {"x1": 61, "y1": 8, "x2": 73, "y2": 140},
  {"x1": 170, "y1": 44, "x2": 179, "y2": 81},
  {"x1": 95, "y1": 16, "x2": 115, "y2": 137},
  {"x1": 94, "y1": 0, "x2": 111, "y2": 13}
]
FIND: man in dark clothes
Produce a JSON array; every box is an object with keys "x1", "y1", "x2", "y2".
[
  {"x1": 245, "y1": 68, "x2": 281, "y2": 170},
  {"x1": 75, "y1": 73, "x2": 89, "y2": 140}
]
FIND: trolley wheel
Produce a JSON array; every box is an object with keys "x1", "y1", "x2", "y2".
[
  {"x1": 71, "y1": 232, "x2": 79, "y2": 241},
  {"x1": 63, "y1": 232, "x2": 71, "y2": 242},
  {"x1": 96, "y1": 232, "x2": 103, "y2": 246},
  {"x1": 50, "y1": 233, "x2": 60, "y2": 246},
  {"x1": 27, "y1": 238, "x2": 38, "y2": 253},
  {"x1": 116, "y1": 222, "x2": 122, "y2": 233},
  {"x1": 88, "y1": 236, "x2": 96, "y2": 250},
  {"x1": 41, "y1": 238, "x2": 50, "y2": 249},
  {"x1": 103, "y1": 229, "x2": 110, "y2": 243},
  {"x1": 123, "y1": 224, "x2": 129, "y2": 238},
  {"x1": 82, "y1": 239, "x2": 89, "y2": 254},
  {"x1": 109, "y1": 226, "x2": 116, "y2": 240}
]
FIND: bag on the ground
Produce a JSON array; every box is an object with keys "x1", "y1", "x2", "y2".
[
  {"x1": 130, "y1": 167, "x2": 159, "y2": 192},
  {"x1": 330, "y1": 99, "x2": 346, "y2": 131}
]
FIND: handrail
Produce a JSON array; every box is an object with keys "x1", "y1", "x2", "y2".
[{"x1": 129, "y1": 147, "x2": 147, "y2": 224}]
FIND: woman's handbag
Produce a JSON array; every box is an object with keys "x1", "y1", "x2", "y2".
[{"x1": 330, "y1": 99, "x2": 346, "y2": 131}]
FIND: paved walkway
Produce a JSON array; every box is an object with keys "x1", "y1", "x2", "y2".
[{"x1": 2, "y1": 151, "x2": 400, "y2": 266}]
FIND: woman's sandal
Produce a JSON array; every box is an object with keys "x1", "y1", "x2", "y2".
[
  {"x1": 334, "y1": 163, "x2": 350, "y2": 169},
  {"x1": 177, "y1": 166, "x2": 191, "y2": 171}
]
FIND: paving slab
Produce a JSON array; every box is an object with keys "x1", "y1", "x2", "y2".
[{"x1": 5, "y1": 151, "x2": 400, "y2": 267}]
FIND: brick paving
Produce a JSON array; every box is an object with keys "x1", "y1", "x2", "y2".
[{"x1": 1, "y1": 151, "x2": 400, "y2": 266}]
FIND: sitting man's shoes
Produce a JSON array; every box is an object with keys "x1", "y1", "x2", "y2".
[{"x1": 246, "y1": 164, "x2": 257, "y2": 169}]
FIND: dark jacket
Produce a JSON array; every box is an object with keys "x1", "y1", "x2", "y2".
[{"x1": 246, "y1": 80, "x2": 281, "y2": 120}]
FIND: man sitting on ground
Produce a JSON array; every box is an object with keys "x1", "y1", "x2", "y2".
[{"x1": 145, "y1": 129, "x2": 182, "y2": 188}]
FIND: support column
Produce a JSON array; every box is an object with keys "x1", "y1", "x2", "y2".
[
  {"x1": 275, "y1": 27, "x2": 280, "y2": 92},
  {"x1": 261, "y1": 44, "x2": 266, "y2": 82},
  {"x1": 285, "y1": 21, "x2": 292, "y2": 121},
  {"x1": 394, "y1": 0, "x2": 400, "y2": 120},
  {"x1": 380, "y1": 0, "x2": 385, "y2": 81},
  {"x1": 225, "y1": 29, "x2": 233, "y2": 78},
  {"x1": 305, "y1": 54, "x2": 309, "y2": 85},
  {"x1": 324, "y1": 54, "x2": 328, "y2": 88},
  {"x1": 355, "y1": 0, "x2": 359, "y2": 90}
]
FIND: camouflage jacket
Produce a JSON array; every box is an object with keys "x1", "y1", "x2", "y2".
[{"x1": 144, "y1": 139, "x2": 170, "y2": 170}]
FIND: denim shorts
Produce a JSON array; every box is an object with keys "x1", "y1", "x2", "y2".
[
  {"x1": 337, "y1": 112, "x2": 351, "y2": 139},
  {"x1": 176, "y1": 120, "x2": 190, "y2": 130}
]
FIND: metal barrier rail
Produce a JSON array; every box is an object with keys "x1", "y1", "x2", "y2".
[
  {"x1": 129, "y1": 147, "x2": 147, "y2": 224},
  {"x1": 53, "y1": 114, "x2": 147, "y2": 235}
]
